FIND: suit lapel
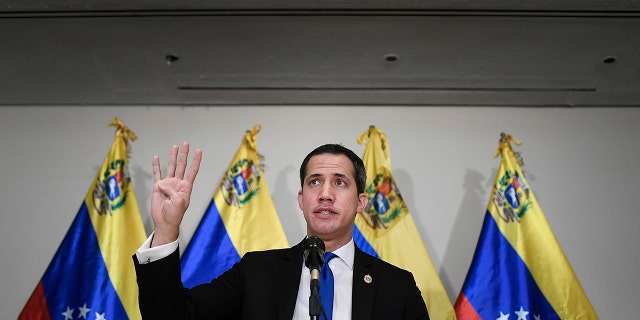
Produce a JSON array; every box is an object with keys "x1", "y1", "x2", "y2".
[
  {"x1": 352, "y1": 247, "x2": 375, "y2": 320},
  {"x1": 276, "y1": 239, "x2": 305, "y2": 320}
]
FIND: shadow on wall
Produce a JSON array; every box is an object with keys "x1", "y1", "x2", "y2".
[
  {"x1": 273, "y1": 164, "x2": 306, "y2": 242},
  {"x1": 132, "y1": 164, "x2": 154, "y2": 236},
  {"x1": 441, "y1": 168, "x2": 490, "y2": 301}
]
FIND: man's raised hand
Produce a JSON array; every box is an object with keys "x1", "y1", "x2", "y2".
[{"x1": 150, "y1": 142, "x2": 202, "y2": 247}]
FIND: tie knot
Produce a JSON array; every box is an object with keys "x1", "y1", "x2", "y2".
[{"x1": 324, "y1": 252, "x2": 337, "y2": 264}]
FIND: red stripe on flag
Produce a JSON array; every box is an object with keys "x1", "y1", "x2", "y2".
[
  {"x1": 19, "y1": 282, "x2": 51, "y2": 320},
  {"x1": 454, "y1": 293, "x2": 481, "y2": 320}
]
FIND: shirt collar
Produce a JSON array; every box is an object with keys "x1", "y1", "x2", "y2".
[{"x1": 328, "y1": 238, "x2": 355, "y2": 270}]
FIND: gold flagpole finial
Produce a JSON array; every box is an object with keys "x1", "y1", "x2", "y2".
[
  {"x1": 357, "y1": 125, "x2": 376, "y2": 145},
  {"x1": 494, "y1": 132, "x2": 524, "y2": 167},
  {"x1": 248, "y1": 124, "x2": 261, "y2": 135},
  {"x1": 109, "y1": 117, "x2": 137, "y2": 142},
  {"x1": 357, "y1": 125, "x2": 390, "y2": 162},
  {"x1": 245, "y1": 124, "x2": 261, "y2": 151}
]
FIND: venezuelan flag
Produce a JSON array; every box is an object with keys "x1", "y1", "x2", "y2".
[
  {"x1": 19, "y1": 118, "x2": 146, "y2": 320},
  {"x1": 353, "y1": 126, "x2": 456, "y2": 320},
  {"x1": 181, "y1": 125, "x2": 289, "y2": 288},
  {"x1": 455, "y1": 133, "x2": 597, "y2": 320}
]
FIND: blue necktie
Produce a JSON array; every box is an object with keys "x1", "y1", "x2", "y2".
[{"x1": 319, "y1": 252, "x2": 337, "y2": 320}]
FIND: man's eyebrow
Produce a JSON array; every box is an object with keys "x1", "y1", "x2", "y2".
[
  {"x1": 305, "y1": 173, "x2": 322, "y2": 181},
  {"x1": 333, "y1": 173, "x2": 349, "y2": 179},
  {"x1": 306, "y1": 173, "x2": 350, "y2": 180}
]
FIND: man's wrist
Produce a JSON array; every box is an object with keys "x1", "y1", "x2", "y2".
[{"x1": 150, "y1": 226, "x2": 179, "y2": 247}]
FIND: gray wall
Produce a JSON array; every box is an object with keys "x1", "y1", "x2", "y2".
[{"x1": 2, "y1": 106, "x2": 638, "y2": 318}]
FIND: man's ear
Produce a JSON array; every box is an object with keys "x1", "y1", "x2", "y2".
[
  {"x1": 297, "y1": 190, "x2": 304, "y2": 211},
  {"x1": 356, "y1": 193, "x2": 368, "y2": 214}
]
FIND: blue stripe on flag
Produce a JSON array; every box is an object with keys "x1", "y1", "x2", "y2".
[
  {"x1": 353, "y1": 225, "x2": 380, "y2": 259},
  {"x1": 42, "y1": 203, "x2": 128, "y2": 319},
  {"x1": 181, "y1": 199, "x2": 240, "y2": 288},
  {"x1": 462, "y1": 212, "x2": 559, "y2": 319}
]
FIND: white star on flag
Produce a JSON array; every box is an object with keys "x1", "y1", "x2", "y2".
[
  {"x1": 497, "y1": 311, "x2": 510, "y2": 320},
  {"x1": 61, "y1": 306, "x2": 74, "y2": 320},
  {"x1": 78, "y1": 303, "x2": 91, "y2": 319},
  {"x1": 515, "y1": 306, "x2": 530, "y2": 320},
  {"x1": 95, "y1": 311, "x2": 107, "y2": 320}
]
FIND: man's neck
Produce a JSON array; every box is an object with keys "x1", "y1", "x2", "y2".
[{"x1": 320, "y1": 236, "x2": 352, "y2": 253}]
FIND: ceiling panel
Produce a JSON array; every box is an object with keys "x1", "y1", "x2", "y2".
[
  {"x1": 1, "y1": 2, "x2": 639, "y2": 106},
  {"x1": 3, "y1": 0, "x2": 640, "y2": 14}
]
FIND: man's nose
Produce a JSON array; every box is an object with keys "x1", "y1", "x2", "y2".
[{"x1": 318, "y1": 184, "x2": 334, "y2": 201}]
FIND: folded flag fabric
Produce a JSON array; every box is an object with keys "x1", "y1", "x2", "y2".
[
  {"x1": 19, "y1": 117, "x2": 147, "y2": 320},
  {"x1": 354, "y1": 125, "x2": 456, "y2": 320},
  {"x1": 454, "y1": 133, "x2": 597, "y2": 320},
  {"x1": 181, "y1": 125, "x2": 289, "y2": 288}
]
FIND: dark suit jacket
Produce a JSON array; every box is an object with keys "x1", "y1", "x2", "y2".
[{"x1": 133, "y1": 239, "x2": 429, "y2": 320}]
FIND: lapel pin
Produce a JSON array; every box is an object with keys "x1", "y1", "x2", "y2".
[{"x1": 364, "y1": 274, "x2": 373, "y2": 284}]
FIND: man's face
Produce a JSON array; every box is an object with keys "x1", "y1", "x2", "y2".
[{"x1": 298, "y1": 153, "x2": 368, "y2": 245}]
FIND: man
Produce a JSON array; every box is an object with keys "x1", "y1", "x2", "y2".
[{"x1": 134, "y1": 142, "x2": 429, "y2": 320}]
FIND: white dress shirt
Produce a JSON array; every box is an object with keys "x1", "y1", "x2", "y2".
[
  {"x1": 136, "y1": 235, "x2": 355, "y2": 320},
  {"x1": 292, "y1": 239, "x2": 354, "y2": 320}
]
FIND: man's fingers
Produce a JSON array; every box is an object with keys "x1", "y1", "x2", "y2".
[
  {"x1": 185, "y1": 149, "x2": 203, "y2": 186},
  {"x1": 166, "y1": 145, "x2": 179, "y2": 178},
  {"x1": 175, "y1": 141, "x2": 190, "y2": 179},
  {"x1": 158, "y1": 142, "x2": 199, "y2": 182},
  {"x1": 152, "y1": 155, "x2": 162, "y2": 183}
]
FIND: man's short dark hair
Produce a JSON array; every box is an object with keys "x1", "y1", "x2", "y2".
[{"x1": 299, "y1": 144, "x2": 367, "y2": 194}]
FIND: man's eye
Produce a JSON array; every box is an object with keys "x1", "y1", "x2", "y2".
[
  {"x1": 310, "y1": 179, "x2": 321, "y2": 185},
  {"x1": 336, "y1": 179, "x2": 345, "y2": 186}
]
